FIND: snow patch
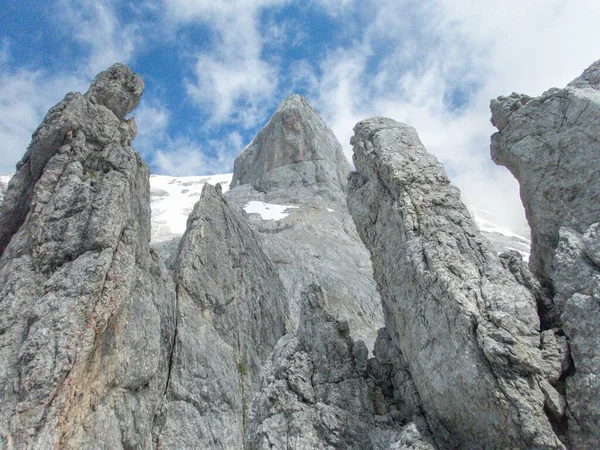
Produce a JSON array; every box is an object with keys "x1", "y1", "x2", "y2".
[
  {"x1": 150, "y1": 173, "x2": 232, "y2": 243},
  {"x1": 243, "y1": 201, "x2": 299, "y2": 220}
]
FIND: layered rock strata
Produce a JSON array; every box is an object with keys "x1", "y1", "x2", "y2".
[
  {"x1": 348, "y1": 117, "x2": 563, "y2": 448},
  {"x1": 491, "y1": 60, "x2": 600, "y2": 449},
  {"x1": 227, "y1": 95, "x2": 383, "y2": 348}
]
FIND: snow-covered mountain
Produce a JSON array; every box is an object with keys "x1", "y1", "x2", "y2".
[{"x1": 148, "y1": 173, "x2": 531, "y2": 262}]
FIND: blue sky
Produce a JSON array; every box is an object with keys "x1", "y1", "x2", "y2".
[{"x1": 1, "y1": 0, "x2": 599, "y2": 233}]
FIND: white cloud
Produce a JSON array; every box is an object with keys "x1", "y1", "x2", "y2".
[
  {"x1": 151, "y1": 134, "x2": 239, "y2": 176},
  {"x1": 135, "y1": 98, "x2": 240, "y2": 176},
  {"x1": 59, "y1": 0, "x2": 138, "y2": 75},
  {"x1": 164, "y1": 0, "x2": 285, "y2": 127},
  {"x1": 300, "y1": 0, "x2": 600, "y2": 234}
]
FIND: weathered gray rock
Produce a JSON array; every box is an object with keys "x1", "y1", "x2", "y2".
[
  {"x1": 227, "y1": 95, "x2": 383, "y2": 349},
  {"x1": 153, "y1": 183, "x2": 287, "y2": 448},
  {"x1": 348, "y1": 117, "x2": 562, "y2": 449},
  {"x1": 231, "y1": 94, "x2": 348, "y2": 203},
  {"x1": 85, "y1": 63, "x2": 144, "y2": 120},
  {"x1": 0, "y1": 176, "x2": 8, "y2": 204},
  {"x1": 248, "y1": 284, "x2": 434, "y2": 450},
  {"x1": 490, "y1": 59, "x2": 600, "y2": 285},
  {"x1": 0, "y1": 64, "x2": 176, "y2": 449},
  {"x1": 551, "y1": 226, "x2": 600, "y2": 448},
  {"x1": 491, "y1": 60, "x2": 600, "y2": 448}
]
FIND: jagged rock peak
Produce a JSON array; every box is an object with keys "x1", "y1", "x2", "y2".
[
  {"x1": 348, "y1": 117, "x2": 563, "y2": 449},
  {"x1": 0, "y1": 63, "x2": 142, "y2": 259},
  {"x1": 230, "y1": 94, "x2": 350, "y2": 200},
  {"x1": 0, "y1": 63, "x2": 175, "y2": 448},
  {"x1": 566, "y1": 58, "x2": 600, "y2": 90},
  {"x1": 85, "y1": 63, "x2": 144, "y2": 120}
]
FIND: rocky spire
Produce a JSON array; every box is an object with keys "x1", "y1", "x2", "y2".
[
  {"x1": 491, "y1": 59, "x2": 600, "y2": 449},
  {"x1": 348, "y1": 117, "x2": 563, "y2": 449},
  {"x1": 490, "y1": 59, "x2": 600, "y2": 286},
  {"x1": 0, "y1": 63, "x2": 144, "y2": 258},
  {"x1": 0, "y1": 64, "x2": 178, "y2": 449},
  {"x1": 227, "y1": 95, "x2": 383, "y2": 348},
  {"x1": 231, "y1": 94, "x2": 349, "y2": 203}
]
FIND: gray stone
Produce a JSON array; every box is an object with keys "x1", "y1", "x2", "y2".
[
  {"x1": 491, "y1": 61, "x2": 600, "y2": 448},
  {"x1": 231, "y1": 94, "x2": 349, "y2": 203},
  {"x1": 553, "y1": 226, "x2": 600, "y2": 448},
  {"x1": 227, "y1": 95, "x2": 384, "y2": 349},
  {"x1": 85, "y1": 63, "x2": 145, "y2": 120},
  {"x1": 247, "y1": 284, "x2": 432, "y2": 450},
  {"x1": 153, "y1": 183, "x2": 288, "y2": 448},
  {"x1": 490, "y1": 59, "x2": 600, "y2": 285},
  {"x1": 0, "y1": 64, "x2": 177, "y2": 449},
  {"x1": 348, "y1": 117, "x2": 562, "y2": 449}
]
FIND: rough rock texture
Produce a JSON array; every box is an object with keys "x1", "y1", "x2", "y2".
[
  {"x1": 0, "y1": 65, "x2": 178, "y2": 449},
  {"x1": 491, "y1": 60, "x2": 600, "y2": 448},
  {"x1": 231, "y1": 94, "x2": 348, "y2": 203},
  {"x1": 227, "y1": 95, "x2": 383, "y2": 349},
  {"x1": 348, "y1": 117, "x2": 563, "y2": 449},
  {"x1": 247, "y1": 284, "x2": 434, "y2": 450},
  {"x1": 490, "y1": 60, "x2": 600, "y2": 286},
  {"x1": 153, "y1": 183, "x2": 288, "y2": 448}
]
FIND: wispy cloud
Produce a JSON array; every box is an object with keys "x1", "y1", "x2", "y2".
[
  {"x1": 58, "y1": 0, "x2": 139, "y2": 75},
  {"x1": 135, "y1": 98, "x2": 239, "y2": 175},
  {"x1": 164, "y1": 0, "x2": 286, "y2": 127},
  {"x1": 0, "y1": 64, "x2": 86, "y2": 174},
  {"x1": 298, "y1": 0, "x2": 600, "y2": 233}
]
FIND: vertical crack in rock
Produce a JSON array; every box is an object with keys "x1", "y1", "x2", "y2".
[
  {"x1": 491, "y1": 59, "x2": 600, "y2": 448},
  {"x1": 347, "y1": 117, "x2": 564, "y2": 449},
  {"x1": 151, "y1": 183, "x2": 287, "y2": 449}
]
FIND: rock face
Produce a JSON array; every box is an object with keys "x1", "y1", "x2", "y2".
[
  {"x1": 227, "y1": 95, "x2": 383, "y2": 349},
  {"x1": 0, "y1": 64, "x2": 177, "y2": 449},
  {"x1": 231, "y1": 94, "x2": 348, "y2": 203},
  {"x1": 153, "y1": 183, "x2": 287, "y2": 448},
  {"x1": 347, "y1": 117, "x2": 563, "y2": 448},
  {"x1": 248, "y1": 284, "x2": 434, "y2": 450},
  {"x1": 490, "y1": 60, "x2": 600, "y2": 285},
  {"x1": 491, "y1": 60, "x2": 600, "y2": 449}
]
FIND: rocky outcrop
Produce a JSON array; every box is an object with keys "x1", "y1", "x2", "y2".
[
  {"x1": 227, "y1": 95, "x2": 383, "y2": 349},
  {"x1": 348, "y1": 117, "x2": 563, "y2": 448},
  {"x1": 0, "y1": 64, "x2": 177, "y2": 449},
  {"x1": 490, "y1": 60, "x2": 600, "y2": 286},
  {"x1": 153, "y1": 183, "x2": 287, "y2": 448},
  {"x1": 248, "y1": 284, "x2": 434, "y2": 450},
  {"x1": 491, "y1": 60, "x2": 600, "y2": 449}
]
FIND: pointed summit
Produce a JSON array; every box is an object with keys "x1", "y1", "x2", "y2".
[{"x1": 231, "y1": 94, "x2": 349, "y2": 202}]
